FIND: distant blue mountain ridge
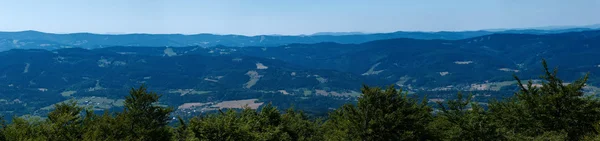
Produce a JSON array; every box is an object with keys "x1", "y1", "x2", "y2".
[{"x1": 0, "y1": 24, "x2": 598, "y2": 51}]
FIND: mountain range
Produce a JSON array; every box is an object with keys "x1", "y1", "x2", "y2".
[
  {"x1": 0, "y1": 25, "x2": 598, "y2": 51},
  {"x1": 1, "y1": 28, "x2": 600, "y2": 119}
]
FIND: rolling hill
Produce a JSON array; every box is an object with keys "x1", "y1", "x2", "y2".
[{"x1": 1, "y1": 30, "x2": 600, "y2": 119}]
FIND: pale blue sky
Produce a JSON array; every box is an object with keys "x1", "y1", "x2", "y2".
[{"x1": 0, "y1": 0, "x2": 599, "y2": 35}]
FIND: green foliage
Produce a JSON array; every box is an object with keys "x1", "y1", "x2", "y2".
[
  {"x1": 189, "y1": 109, "x2": 255, "y2": 141},
  {"x1": 81, "y1": 111, "x2": 122, "y2": 140},
  {"x1": 45, "y1": 101, "x2": 86, "y2": 140},
  {"x1": 188, "y1": 103, "x2": 321, "y2": 141},
  {"x1": 435, "y1": 93, "x2": 504, "y2": 140},
  {"x1": 0, "y1": 85, "x2": 176, "y2": 141},
  {"x1": 0, "y1": 116, "x2": 5, "y2": 141},
  {"x1": 323, "y1": 85, "x2": 433, "y2": 141},
  {"x1": 280, "y1": 107, "x2": 323, "y2": 141},
  {"x1": 118, "y1": 85, "x2": 174, "y2": 141},
  {"x1": 173, "y1": 116, "x2": 198, "y2": 141},
  {"x1": 489, "y1": 59, "x2": 600, "y2": 140},
  {"x1": 3, "y1": 117, "x2": 47, "y2": 141}
]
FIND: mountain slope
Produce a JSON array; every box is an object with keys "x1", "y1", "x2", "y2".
[
  {"x1": 113, "y1": 30, "x2": 600, "y2": 87},
  {"x1": 1, "y1": 30, "x2": 600, "y2": 118},
  {"x1": 0, "y1": 48, "x2": 370, "y2": 117},
  {"x1": 89, "y1": 30, "x2": 600, "y2": 90}
]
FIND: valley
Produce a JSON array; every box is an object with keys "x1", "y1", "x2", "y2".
[{"x1": 1, "y1": 30, "x2": 600, "y2": 119}]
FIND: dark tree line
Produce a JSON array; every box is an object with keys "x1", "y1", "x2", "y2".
[{"x1": 2, "y1": 60, "x2": 600, "y2": 141}]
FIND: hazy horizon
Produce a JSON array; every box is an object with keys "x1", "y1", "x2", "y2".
[
  {"x1": 2, "y1": 23, "x2": 598, "y2": 36},
  {"x1": 1, "y1": 0, "x2": 599, "y2": 36}
]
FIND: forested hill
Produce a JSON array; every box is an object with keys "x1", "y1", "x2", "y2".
[
  {"x1": 97, "y1": 30, "x2": 600, "y2": 87},
  {"x1": 1, "y1": 30, "x2": 600, "y2": 124}
]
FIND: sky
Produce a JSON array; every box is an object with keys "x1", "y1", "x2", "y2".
[{"x1": 0, "y1": 0, "x2": 599, "y2": 36}]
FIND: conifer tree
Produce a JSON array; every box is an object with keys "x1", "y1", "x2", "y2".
[
  {"x1": 323, "y1": 85, "x2": 432, "y2": 141},
  {"x1": 280, "y1": 107, "x2": 323, "y2": 141},
  {"x1": 3, "y1": 116, "x2": 47, "y2": 140},
  {"x1": 189, "y1": 109, "x2": 256, "y2": 141},
  {"x1": 173, "y1": 116, "x2": 198, "y2": 141},
  {"x1": 435, "y1": 93, "x2": 504, "y2": 140},
  {"x1": 0, "y1": 116, "x2": 6, "y2": 141},
  {"x1": 45, "y1": 101, "x2": 85, "y2": 140},
  {"x1": 119, "y1": 85, "x2": 174, "y2": 140},
  {"x1": 489, "y1": 59, "x2": 600, "y2": 140},
  {"x1": 82, "y1": 111, "x2": 126, "y2": 140}
]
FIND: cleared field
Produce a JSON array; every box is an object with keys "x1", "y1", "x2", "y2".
[
  {"x1": 178, "y1": 102, "x2": 209, "y2": 109},
  {"x1": 177, "y1": 99, "x2": 264, "y2": 111},
  {"x1": 244, "y1": 71, "x2": 262, "y2": 88},
  {"x1": 60, "y1": 91, "x2": 77, "y2": 97},
  {"x1": 315, "y1": 89, "x2": 361, "y2": 97},
  {"x1": 213, "y1": 99, "x2": 263, "y2": 109},
  {"x1": 41, "y1": 96, "x2": 125, "y2": 110},
  {"x1": 168, "y1": 89, "x2": 211, "y2": 96}
]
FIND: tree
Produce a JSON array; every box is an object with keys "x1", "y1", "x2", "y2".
[
  {"x1": 45, "y1": 101, "x2": 86, "y2": 141},
  {"x1": 82, "y1": 111, "x2": 127, "y2": 140},
  {"x1": 280, "y1": 107, "x2": 323, "y2": 141},
  {"x1": 0, "y1": 116, "x2": 6, "y2": 141},
  {"x1": 2, "y1": 116, "x2": 47, "y2": 140},
  {"x1": 252, "y1": 103, "x2": 291, "y2": 141},
  {"x1": 118, "y1": 85, "x2": 174, "y2": 140},
  {"x1": 189, "y1": 109, "x2": 256, "y2": 141},
  {"x1": 435, "y1": 93, "x2": 504, "y2": 140},
  {"x1": 489, "y1": 59, "x2": 600, "y2": 140},
  {"x1": 172, "y1": 116, "x2": 198, "y2": 141},
  {"x1": 189, "y1": 103, "x2": 322, "y2": 141},
  {"x1": 323, "y1": 85, "x2": 433, "y2": 141}
]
